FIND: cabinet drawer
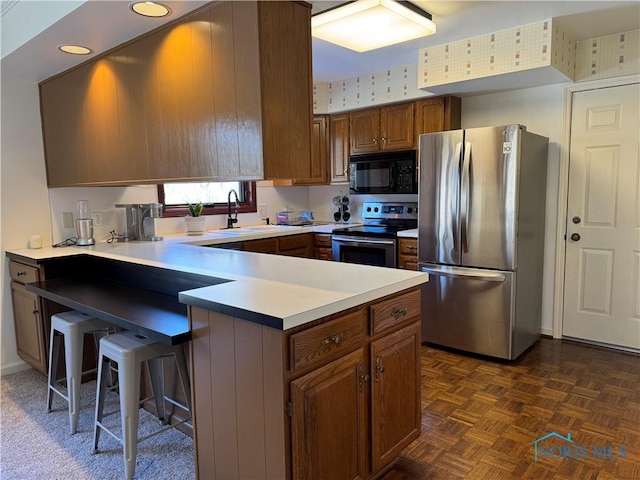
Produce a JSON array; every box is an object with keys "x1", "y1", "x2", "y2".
[
  {"x1": 9, "y1": 261, "x2": 39, "y2": 284},
  {"x1": 398, "y1": 238, "x2": 417, "y2": 255},
  {"x1": 313, "y1": 233, "x2": 332, "y2": 247},
  {"x1": 370, "y1": 289, "x2": 421, "y2": 335},
  {"x1": 279, "y1": 234, "x2": 311, "y2": 252},
  {"x1": 290, "y1": 309, "x2": 366, "y2": 372}
]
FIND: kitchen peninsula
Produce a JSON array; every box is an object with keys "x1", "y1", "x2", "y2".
[{"x1": 7, "y1": 229, "x2": 428, "y2": 480}]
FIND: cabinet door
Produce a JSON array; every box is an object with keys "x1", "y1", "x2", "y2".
[
  {"x1": 415, "y1": 96, "x2": 462, "y2": 137},
  {"x1": 370, "y1": 322, "x2": 421, "y2": 473},
  {"x1": 330, "y1": 114, "x2": 350, "y2": 184},
  {"x1": 305, "y1": 115, "x2": 329, "y2": 185},
  {"x1": 291, "y1": 348, "x2": 367, "y2": 480},
  {"x1": 10, "y1": 282, "x2": 47, "y2": 374},
  {"x1": 259, "y1": 1, "x2": 313, "y2": 181},
  {"x1": 243, "y1": 238, "x2": 278, "y2": 254},
  {"x1": 380, "y1": 103, "x2": 414, "y2": 151},
  {"x1": 350, "y1": 109, "x2": 380, "y2": 154}
]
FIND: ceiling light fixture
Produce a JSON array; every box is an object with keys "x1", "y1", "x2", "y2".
[
  {"x1": 130, "y1": 1, "x2": 170, "y2": 18},
  {"x1": 312, "y1": 0, "x2": 436, "y2": 52},
  {"x1": 58, "y1": 45, "x2": 93, "y2": 55}
]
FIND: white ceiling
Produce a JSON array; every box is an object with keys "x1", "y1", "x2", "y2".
[{"x1": 1, "y1": 1, "x2": 639, "y2": 84}]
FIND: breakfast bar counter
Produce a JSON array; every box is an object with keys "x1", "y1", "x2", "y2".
[
  {"x1": 7, "y1": 231, "x2": 428, "y2": 480},
  {"x1": 9, "y1": 230, "x2": 427, "y2": 331}
]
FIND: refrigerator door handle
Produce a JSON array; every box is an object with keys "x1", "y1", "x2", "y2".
[
  {"x1": 460, "y1": 141, "x2": 472, "y2": 253},
  {"x1": 452, "y1": 141, "x2": 463, "y2": 247},
  {"x1": 419, "y1": 265, "x2": 506, "y2": 282}
]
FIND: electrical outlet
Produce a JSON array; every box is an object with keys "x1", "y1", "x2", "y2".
[
  {"x1": 258, "y1": 204, "x2": 268, "y2": 218},
  {"x1": 62, "y1": 212, "x2": 74, "y2": 229},
  {"x1": 93, "y1": 212, "x2": 103, "y2": 226}
]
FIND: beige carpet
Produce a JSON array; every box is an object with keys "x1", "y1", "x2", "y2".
[{"x1": 0, "y1": 368, "x2": 195, "y2": 480}]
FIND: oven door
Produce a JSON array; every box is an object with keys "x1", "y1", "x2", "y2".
[{"x1": 332, "y1": 235, "x2": 397, "y2": 268}]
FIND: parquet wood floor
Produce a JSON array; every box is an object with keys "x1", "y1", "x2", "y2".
[{"x1": 381, "y1": 337, "x2": 640, "y2": 480}]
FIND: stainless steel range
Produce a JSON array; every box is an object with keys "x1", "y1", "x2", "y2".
[{"x1": 331, "y1": 202, "x2": 417, "y2": 268}]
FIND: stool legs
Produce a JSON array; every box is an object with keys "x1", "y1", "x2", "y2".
[
  {"x1": 147, "y1": 357, "x2": 166, "y2": 424},
  {"x1": 92, "y1": 333, "x2": 192, "y2": 480},
  {"x1": 46, "y1": 331, "x2": 62, "y2": 413},
  {"x1": 65, "y1": 325, "x2": 84, "y2": 435},
  {"x1": 92, "y1": 352, "x2": 110, "y2": 452},
  {"x1": 120, "y1": 358, "x2": 142, "y2": 480}
]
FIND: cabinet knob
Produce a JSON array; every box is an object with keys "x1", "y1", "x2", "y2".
[
  {"x1": 358, "y1": 364, "x2": 369, "y2": 391},
  {"x1": 381, "y1": 136, "x2": 386, "y2": 143},
  {"x1": 375, "y1": 356, "x2": 385, "y2": 382},
  {"x1": 17, "y1": 271, "x2": 26, "y2": 277},
  {"x1": 372, "y1": 138, "x2": 377, "y2": 143}
]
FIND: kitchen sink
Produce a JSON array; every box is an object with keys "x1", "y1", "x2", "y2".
[{"x1": 214, "y1": 225, "x2": 304, "y2": 235}]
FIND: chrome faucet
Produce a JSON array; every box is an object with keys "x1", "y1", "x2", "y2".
[{"x1": 226, "y1": 189, "x2": 239, "y2": 228}]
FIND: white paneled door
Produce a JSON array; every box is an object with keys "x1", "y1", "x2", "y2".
[{"x1": 563, "y1": 83, "x2": 640, "y2": 349}]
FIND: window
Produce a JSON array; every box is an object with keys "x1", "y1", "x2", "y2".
[{"x1": 157, "y1": 181, "x2": 256, "y2": 217}]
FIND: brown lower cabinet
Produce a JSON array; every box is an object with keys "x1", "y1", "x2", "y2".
[
  {"x1": 313, "y1": 233, "x2": 333, "y2": 260},
  {"x1": 8, "y1": 259, "x2": 69, "y2": 374},
  {"x1": 397, "y1": 238, "x2": 418, "y2": 271},
  {"x1": 190, "y1": 287, "x2": 421, "y2": 480},
  {"x1": 242, "y1": 233, "x2": 313, "y2": 257}
]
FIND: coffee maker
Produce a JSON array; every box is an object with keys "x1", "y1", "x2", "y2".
[
  {"x1": 75, "y1": 200, "x2": 95, "y2": 246},
  {"x1": 115, "y1": 203, "x2": 163, "y2": 241}
]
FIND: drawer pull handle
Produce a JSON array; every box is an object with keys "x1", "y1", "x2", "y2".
[
  {"x1": 16, "y1": 271, "x2": 26, "y2": 277},
  {"x1": 320, "y1": 333, "x2": 343, "y2": 346},
  {"x1": 391, "y1": 307, "x2": 408, "y2": 319},
  {"x1": 407, "y1": 245, "x2": 417, "y2": 250},
  {"x1": 32, "y1": 309, "x2": 39, "y2": 315}
]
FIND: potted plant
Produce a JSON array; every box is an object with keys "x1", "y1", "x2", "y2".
[{"x1": 185, "y1": 202, "x2": 206, "y2": 235}]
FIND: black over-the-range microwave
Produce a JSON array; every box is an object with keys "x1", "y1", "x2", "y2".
[{"x1": 348, "y1": 150, "x2": 418, "y2": 195}]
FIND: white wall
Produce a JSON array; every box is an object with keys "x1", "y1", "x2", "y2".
[
  {"x1": 461, "y1": 83, "x2": 567, "y2": 335},
  {"x1": 1, "y1": 78, "x2": 52, "y2": 375}
]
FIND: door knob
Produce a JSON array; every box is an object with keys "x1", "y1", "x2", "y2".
[
  {"x1": 570, "y1": 233, "x2": 581, "y2": 241},
  {"x1": 572, "y1": 216, "x2": 581, "y2": 224}
]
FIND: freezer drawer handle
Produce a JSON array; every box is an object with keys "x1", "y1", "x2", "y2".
[
  {"x1": 420, "y1": 267, "x2": 506, "y2": 282},
  {"x1": 320, "y1": 333, "x2": 343, "y2": 346},
  {"x1": 391, "y1": 307, "x2": 408, "y2": 319}
]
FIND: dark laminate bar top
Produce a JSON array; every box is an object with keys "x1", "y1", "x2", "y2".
[{"x1": 27, "y1": 276, "x2": 189, "y2": 346}]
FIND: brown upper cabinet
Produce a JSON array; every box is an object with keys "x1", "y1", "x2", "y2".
[
  {"x1": 274, "y1": 114, "x2": 329, "y2": 186},
  {"x1": 329, "y1": 113, "x2": 350, "y2": 184},
  {"x1": 39, "y1": 1, "x2": 313, "y2": 187},
  {"x1": 350, "y1": 103, "x2": 415, "y2": 154},
  {"x1": 415, "y1": 95, "x2": 462, "y2": 136}
]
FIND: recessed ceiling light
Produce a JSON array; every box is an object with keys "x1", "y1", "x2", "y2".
[
  {"x1": 58, "y1": 45, "x2": 93, "y2": 55},
  {"x1": 130, "y1": 1, "x2": 170, "y2": 17}
]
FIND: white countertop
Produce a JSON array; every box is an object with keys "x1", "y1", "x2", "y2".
[
  {"x1": 8, "y1": 224, "x2": 427, "y2": 330},
  {"x1": 398, "y1": 228, "x2": 418, "y2": 238}
]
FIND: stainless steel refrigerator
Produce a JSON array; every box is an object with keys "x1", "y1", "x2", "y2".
[{"x1": 418, "y1": 125, "x2": 548, "y2": 360}]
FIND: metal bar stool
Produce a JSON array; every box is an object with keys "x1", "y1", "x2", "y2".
[
  {"x1": 46, "y1": 311, "x2": 115, "y2": 435},
  {"x1": 91, "y1": 331, "x2": 191, "y2": 480}
]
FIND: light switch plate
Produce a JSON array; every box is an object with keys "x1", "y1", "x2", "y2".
[{"x1": 62, "y1": 212, "x2": 74, "y2": 229}]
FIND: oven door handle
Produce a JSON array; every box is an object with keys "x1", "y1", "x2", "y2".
[{"x1": 332, "y1": 236, "x2": 395, "y2": 246}]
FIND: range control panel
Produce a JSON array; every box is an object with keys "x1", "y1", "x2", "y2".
[{"x1": 362, "y1": 202, "x2": 418, "y2": 220}]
